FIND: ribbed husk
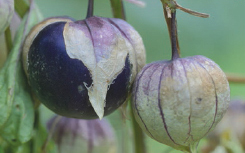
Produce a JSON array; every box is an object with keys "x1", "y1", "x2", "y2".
[
  {"x1": 132, "y1": 55, "x2": 230, "y2": 151},
  {"x1": 47, "y1": 116, "x2": 117, "y2": 153}
]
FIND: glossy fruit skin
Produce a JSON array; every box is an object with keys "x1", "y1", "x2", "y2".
[
  {"x1": 47, "y1": 116, "x2": 117, "y2": 153},
  {"x1": 23, "y1": 17, "x2": 145, "y2": 119},
  {"x1": 132, "y1": 55, "x2": 230, "y2": 151}
]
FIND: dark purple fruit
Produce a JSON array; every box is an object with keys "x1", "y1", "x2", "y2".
[{"x1": 22, "y1": 16, "x2": 146, "y2": 119}]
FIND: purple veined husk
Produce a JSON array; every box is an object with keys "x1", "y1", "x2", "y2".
[
  {"x1": 132, "y1": 55, "x2": 230, "y2": 152},
  {"x1": 47, "y1": 116, "x2": 117, "y2": 153},
  {"x1": 22, "y1": 16, "x2": 146, "y2": 119}
]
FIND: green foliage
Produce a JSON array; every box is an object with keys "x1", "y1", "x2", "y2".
[
  {"x1": 32, "y1": 119, "x2": 58, "y2": 153},
  {"x1": 0, "y1": 3, "x2": 42, "y2": 149}
]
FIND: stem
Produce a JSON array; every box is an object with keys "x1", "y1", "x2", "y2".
[
  {"x1": 226, "y1": 73, "x2": 245, "y2": 84},
  {"x1": 86, "y1": 0, "x2": 94, "y2": 18},
  {"x1": 41, "y1": 116, "x2": 62, "y2": 153},
  {"x1": 189, "y1": 142, "x2": 198, "y2": 153},
  {"x1": 162, "y1": 4, "x2": 180, "y2": 59},
  {"x1": 14, "y1": 0, "x2": 29, "y2": 18},
  {"x1": 110, "y1": 0, "x2": 126, "y2": 20},
  {"x1": 161, "y1": 0, "x2": 209, "y2": 18},
  {"x1": 4, "y1": 26, "x2": 12, "y2": 55},
  {"x1": 170, "y1": 10, "x2": 179, "y2": 60},
  {"x1": 120, "y1": 112, "x2": 128, "y2": 153},
  {"x1": 130, "y1": 104, "x2": 146, "y2": 153},
  {"x1": 30, "y1": 110, "x2": 40, "y2": 153}
]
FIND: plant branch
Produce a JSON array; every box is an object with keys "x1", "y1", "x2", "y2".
[
  {"x1": 175, "y1": 2, "x2": 209, "y2": 18},
  {"x1": 161, "y1": 0, "x2": 209, "y2": 18},
  {"x1": 4, "y1": 26, "x2": 12, "y2": 55},
  {"x1": 110, "y1": 0, "x2": 126, "y2": 20},
  {"x1": 226, "y1": 73, "x2": 245, "y2": 84},
  {"x1": 130, "y1": 104, "x2": 146, "y2": 153},
  {"x1": 14, "y1": 0, "x2": 29, "y2": 18}
]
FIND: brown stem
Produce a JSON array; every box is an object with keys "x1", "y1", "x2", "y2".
[
  {"x1": 86, "y1": 0, "x2": 94, "y2": 18},
  {"x1": 161, "y1": 0, "x2": 209, "y2": 18},
  {"x1": 110, "y1": 0, "x2": 126, "y2": 20},
  {"x1": 175, "y1": 2, "x2": 209, "y2": 18},
  {"x1": 170, "y1": 11, "x2": 179, "y2": 60},
  {"x1": 226, "y1": 73, "x2": 245, "y2": 84},
  {"x1": 162, "y1": 4, "x2": 180, "y2": 58}
]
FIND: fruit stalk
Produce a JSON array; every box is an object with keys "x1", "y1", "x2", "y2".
[
  {"x1": 170, "y1": 10, "x2": 179, "y2": 60},
  {"x1": 86, "y1": 0, "x2": 94, "y2": 18},
  {"x1": 162, "y1": 3, "x2": 180, "y2": 58}
]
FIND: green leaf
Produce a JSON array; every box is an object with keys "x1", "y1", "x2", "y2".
[{"x1": 0, "y1": 3, "x2": 43, "y2": 146}]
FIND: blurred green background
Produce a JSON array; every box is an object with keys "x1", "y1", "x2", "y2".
[{"x1": 33, "y1": 0, "x2": 245, "y2": 152}]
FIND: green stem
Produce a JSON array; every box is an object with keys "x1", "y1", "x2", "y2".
[
  {"x1": 110, "y1": 0, "x2": 126, "y2": 20},
  {"x1": 14, "y1": 0, "x2": 29, "y2": 18},
  {"x1": 31, "y1": 110, "x2": 40, "y2": 153},
  {"x1": 4, "y1": 26, "x2": 12, "y2": 55},
  {"x1": 41, "y1": 116, "x2": 62, "y2": 153},
  {"x1": 120, "y1": 112, "x2": 128, "y2": 153},
  {"x1": 189, "y1": 142, "x2": 199, "y2": 153},
  {"x1": 130, "y1": 104, "x2": 146, "y2": 153}
]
